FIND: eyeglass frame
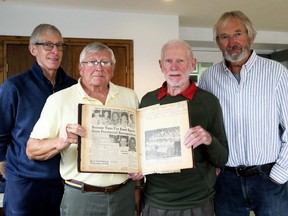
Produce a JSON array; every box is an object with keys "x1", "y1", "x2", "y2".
[
  {"x1": 34, "y1": 42, "x2": 67, "y2": 51},
  {"x1": 216, "y1": 31, "x2": 247, "y2": 42},
  {"x1": 81, "y1": 60, "x2": 114, "y2": 67}
]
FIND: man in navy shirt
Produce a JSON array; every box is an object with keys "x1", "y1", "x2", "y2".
[{"x1": 0, "y1": 24, "x2": 76, "y2": 216}]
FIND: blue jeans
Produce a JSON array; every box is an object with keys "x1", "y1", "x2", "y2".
[{"x1": 214, "y1": 169, "x2": 288, "y2": 216}]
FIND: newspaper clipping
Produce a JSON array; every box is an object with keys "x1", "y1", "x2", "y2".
[{"x1": 78, "y1": 101, "x2": 193, "y2": 174}]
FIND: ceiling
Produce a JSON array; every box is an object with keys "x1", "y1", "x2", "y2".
[{"x1": 3, "y1": 0, "x2": 288, "y2": 52}]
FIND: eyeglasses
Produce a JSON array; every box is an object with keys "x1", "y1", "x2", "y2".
[
  {"x1": 216, "y1": 32, "x2": 247, "y2": 42},
  {"x1": 34, "y1": 42, "x2": 67, "y2": 51},
  {"x1": 81, "y1": 61, "x2": 113, "y2": 67}
]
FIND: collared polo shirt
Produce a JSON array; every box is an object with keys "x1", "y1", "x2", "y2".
[{"x1": 30, "y1": 79, "x2": 139, "y2": 186}]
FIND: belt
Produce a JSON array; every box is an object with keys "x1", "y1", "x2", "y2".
[
  {"x1": 65, "y1": 179, "x2": 130, "y2": 193},
  {"x1": 224, "y1": 162, "x2": 275, "y2": 177}
]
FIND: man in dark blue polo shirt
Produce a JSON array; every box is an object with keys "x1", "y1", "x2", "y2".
[{"x1": 0, "y1": 24, "x2": 76, "y2": 216}]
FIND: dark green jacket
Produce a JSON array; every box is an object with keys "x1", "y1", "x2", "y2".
[{"x1": 140, "y1": 86, "x2": 228, "y2": 210}]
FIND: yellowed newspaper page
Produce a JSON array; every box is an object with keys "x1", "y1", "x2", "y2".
[
  {"x1": 78, "y1": 104, "x2": 138, "y2": 173},
  {"x1": 137, "y1": 100, "x2": 193, "y2": 175}
]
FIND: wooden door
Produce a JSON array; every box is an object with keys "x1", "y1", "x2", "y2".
[
  {"x1": 0, "y1": 36, "x2": 134, "y2": 89},
  {"x1": 6, "y1": 43, "x2": 34, "y2": 78}
]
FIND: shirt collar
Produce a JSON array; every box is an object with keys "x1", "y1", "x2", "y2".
[
  {"x1": 76, "y1": 78, "x2": 119, "y2": 102},
  {"x1": 158, "y1": 80, "x2": 197, "y2": 100}
]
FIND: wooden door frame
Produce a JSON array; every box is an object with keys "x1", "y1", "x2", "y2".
[{"x1": 0, "y1": 36, "x2": 134, "y2": 88}]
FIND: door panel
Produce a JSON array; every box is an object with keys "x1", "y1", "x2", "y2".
[
  {"x1": 7, "y1": 44, "x2": 34, "y2": 78},
  {"x1": 0, "y1": 36, "x2": 134, "y2": 89},
  {"x1": 109, "y1": 46, "x2": 127, "y2": 87}
]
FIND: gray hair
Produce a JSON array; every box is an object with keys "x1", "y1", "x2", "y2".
[
  {"x1": 29, "y1": 24, "x2": 63, "y2": 44},
  {"x1": 79, "y1": 42, "x2": 116, "y2": 64},
  {"x1": 213, "y1": 11, "x2": 257, "y2": 43},
  {"x1": 161, "y1": 39, "x2": 193, "y2": 59}
]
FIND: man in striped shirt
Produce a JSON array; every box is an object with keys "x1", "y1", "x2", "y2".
[{"x1": 199, "y1": 11, "x2": 288, "y2": 216}]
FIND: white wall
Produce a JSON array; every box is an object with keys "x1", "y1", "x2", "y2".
[
  {"x1": 2, "y1": 4, "x2": 288, "y2": 99},
  {"x1": 193, "y1": 51, "x2": 222, "y2": 65},
  {"x1": 0, "y1": 4, "x2": 179, "y2": 100}
]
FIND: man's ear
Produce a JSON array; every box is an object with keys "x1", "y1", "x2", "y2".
[
  {"x1": 78, "y1": 63, "x2": 83, "y2": 77},
  {"x1": 159, "y1": 60, "x2": 163, "y2": 71},
  {"x1": 29, "y1": 44, "x2": 37, "y2": 57},
  {"x1": 191, "y1": 58, "x2": 197, "y2": 71}
]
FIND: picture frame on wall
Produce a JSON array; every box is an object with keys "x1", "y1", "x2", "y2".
[
  {"x1": 189, "y1": 62, "x2": 213, "y2": 85},
  {"x1": 198, "y1": 62, "x2": 213, "y2": 76}
]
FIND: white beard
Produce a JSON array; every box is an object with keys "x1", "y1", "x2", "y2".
[{"x1": 223, "y1": 46, "x2": 250, "y2": 63}]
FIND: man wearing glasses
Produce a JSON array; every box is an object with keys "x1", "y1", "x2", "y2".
[
  {"x1": 27, "y1": 42, "x2": 140, "y2": 215},
  {"x1": 0, "y1": 24, "x2": 76, "y2": 215}
]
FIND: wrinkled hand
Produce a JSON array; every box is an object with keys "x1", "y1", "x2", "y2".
[
  {"x1": 59, "y1": 123, "x2": 86, "y2": 149},
  {"x1": 128, "y1": 173, "x2": 144, "y2": 180},
  {"x1": 184, "y1": 126, "x2": 212, "y2": 149}
]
